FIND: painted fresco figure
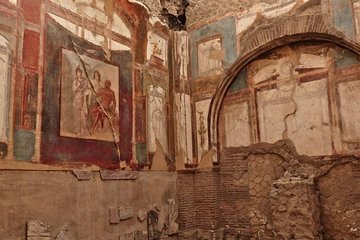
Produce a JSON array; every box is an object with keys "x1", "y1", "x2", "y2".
[
  {"x1": 149, "y1": 86, "x2": 168, "y2": 153},
  {"x1": 72, "y1": 66, "x2": 91, "y2": 136},
  {"x1": 92, "y1": 70, "x2": 104, "y2": 93},
  {"x1": 91, "y1": 80, "x2": 117, "y2": 132},
  {"x1": 89, "y1": 70, "x2": 104, "y2": 127},
  {"x1": 197, "y1": 111, "x2": 206, "y2": 149}
]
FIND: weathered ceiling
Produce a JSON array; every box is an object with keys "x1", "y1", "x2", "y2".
[{"x1": 135, "y1": 0, "x2": 285, "y2": 28}]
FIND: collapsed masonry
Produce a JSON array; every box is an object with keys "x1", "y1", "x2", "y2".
[{"x1": 177, "y1": 140, "x2": 360, "y2": 240}]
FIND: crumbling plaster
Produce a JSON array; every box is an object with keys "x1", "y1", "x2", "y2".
[{"x1": 208, "y1": 13, "x2": 360, "y2": 157}]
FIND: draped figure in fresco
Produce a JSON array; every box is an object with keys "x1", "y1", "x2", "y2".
[
  {"x1": 92, "y1": 70, "x2": 104, "y2": 93},
  {"x1": 90, "y1": 80, "x2": 117, "y2": 133},
  {"x1": 72, "y1": 66, "x2": 91, "y2": 136},
  {"x1": 89, "y1": 70, "x2": 104, "y2": 129}
]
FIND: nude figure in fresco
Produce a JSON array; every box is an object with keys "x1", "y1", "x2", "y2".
[
  {"x1": 72, "y1": 66, "x2": 91, "y2": 136},
  {"x1": 91, "y1": 80, "x2": 117, "y2": 132}
]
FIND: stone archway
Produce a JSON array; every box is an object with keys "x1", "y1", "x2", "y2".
[{"x1": 208, "y1": 14, "x2": 360, "y2": 157}]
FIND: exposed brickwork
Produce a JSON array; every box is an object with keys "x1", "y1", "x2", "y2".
[
  {"x1": 219, "y1": 148, "x2": 287, "y2": 237},
  {"x1": 219, "y1": 150, "x2": 251, "y2": 230},
  {"x1": 186, "y1": 0, "x2": 246, "y2": 26},
  {"x1": 177, "y1": 172, "x2": 196, "y2": 231},
  {"x1": 177, "y1": 170, "x2": 220, "y2": 232},
  {"x1": 177, "y1": 141, "x2": 357, "y2": 239},
  {"x1": 135, "y1": 0, "x2": 181, "y2": 22},
  {"x1": 194, "y1": 170, "x2": 220, "y2": 230}
]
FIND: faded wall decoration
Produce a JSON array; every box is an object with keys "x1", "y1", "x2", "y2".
[
  {"x1": 175, "y1": 93, "x2": 193, "y2": 163},
  {"x1": 147, "y1": 85, "x2": 168, "y2": 154},
  {"x1": 51, "y1": 0, "x2": 108, "y2": 25},
  {"x1": 60, "y1": 48, "x2": 119, "y2": 142},
  {"x1": 257, "y1": 78, "x2": 332, "y2": 156},
  {"x1": 223, "y1": 103, "x2": 251, "y2": 148},
  {"x1": 338, "y1": 80, "x2": 360, "y2": 143},
  {"x1": 235, "y1": 0, "x2": 311, "y2": 36},
  {"x1": 219, "y1": 43, "x2": 360, "y2": 156},
  {"x1": 197, "y1": 37, "x2": 223, "y2": 77},
  {"x1": 174, "y1": 31, "x2": 189, "y2": 82},
  {"x1": 196, "y1": 99, "x2": 211, "y2": 161},
  {"x1": 22, "y1": 71, "x2": 38, "y2": 130},
  {"x1": 0, "y1": 36, "x2": 10, "y2": 143},
  {"x1": 251, "y1": 46, "x2": 332, "y2": 156},
  {"x1": 147, "y1": 31, "x2": 168, "y2": 67}
]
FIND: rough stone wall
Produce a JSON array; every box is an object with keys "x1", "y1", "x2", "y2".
[
  {"x1": 186, "y1": 0, "x2": 249, "y2": 26},
  {"x1": 218, "y1": 142, "x2": 309, "y2": 239},
  {"x1": 318, "y1": 162, "x2": 360, "y2": 240},
  {"x1": 271, "y1": 178, "x2": 322, "y2": 239},
  {"x1": 176, "y1": 140, "x2": 360, "y2": 239}
]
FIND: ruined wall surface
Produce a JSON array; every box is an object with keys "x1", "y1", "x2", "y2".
[
  {"x1": 200, "y1": 40, "x2": 360, "y2": 239},
  {"x1": 318, "y1": 162, "x2": 360, "y2": 240},
  {"x1": 0, "y1": 170, "x2": 177, "y2": 240},
  {"x1": 178, "y1": 3, "x2": 360, "y2": 235},
  {"x1": 177, "y1": 140, "x2": 360, "y2": 240},
  {"x1": 215, "y1": 141, "x2": 324, "y2": 239},
  {"x1": 187, "y1": 0, "x2": 360, "y2": 164}
]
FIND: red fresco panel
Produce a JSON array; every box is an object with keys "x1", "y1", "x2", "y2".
[
  {"x1": 23, "y1": 30, "x2": 40, "y2": 68},
  {"x1": 22, "y1": 0, "x2": 41, "y2": 24}
]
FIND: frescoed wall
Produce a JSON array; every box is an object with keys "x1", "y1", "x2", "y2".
[
  {"x1": 2, "y1": 0, "x2": 360, "y2": 239},
  {"x1": 0, "y1": 0, "x2": 179, "y2": 238},
  {"x1": 219, "y1": 42, "x2": 360, "y2": 156}
]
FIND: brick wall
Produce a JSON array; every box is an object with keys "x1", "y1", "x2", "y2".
[
  {"x1": 194, "y1": 169, "x2": 220, "y2": 230},
  {"x1": 177, "y1": 169, "x2": 220, "y2": 232},
  {"x1": 177, "y1": 171, "x2": 196, "y2": 231}
]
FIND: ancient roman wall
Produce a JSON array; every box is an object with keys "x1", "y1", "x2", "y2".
[
  {"x1": 176, "y1": 0, "x2": 360, "y2": 239},
  {"x1": 0, "y1": 0, "x2": 180, "y2": 239},
  {"x1": 0, "y1": 170, "x2": 177, "y2": 239}
]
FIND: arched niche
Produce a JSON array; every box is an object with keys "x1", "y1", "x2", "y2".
[
  {"x1": 208, "y1": 14, "x2": 360, "y2": 162},
  {"x1": 0, "y1": 34, "x2": 12, "y2": 156}
]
